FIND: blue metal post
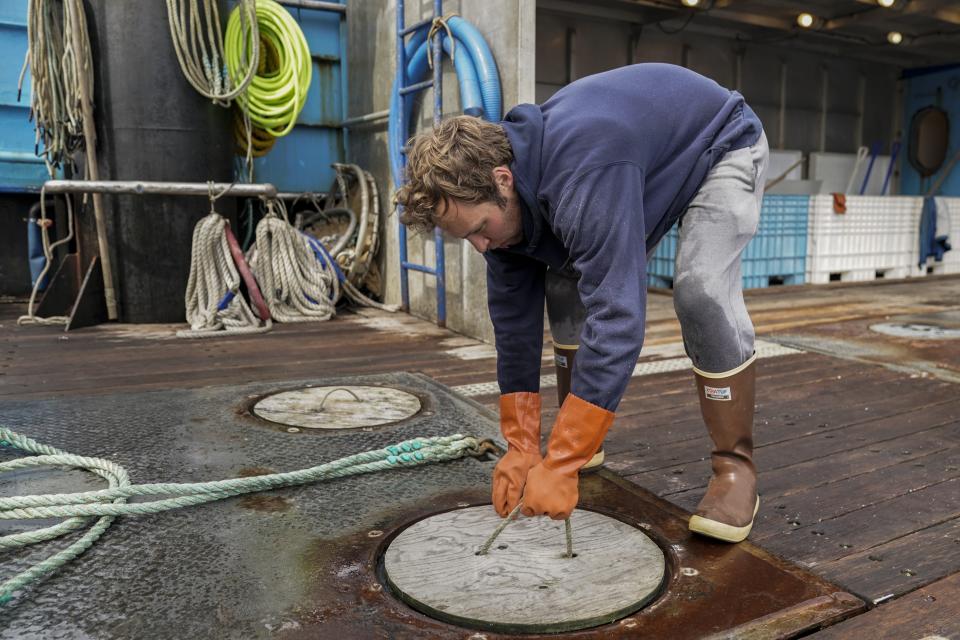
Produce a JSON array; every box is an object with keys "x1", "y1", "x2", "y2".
[
  {"x1": 337, "y1": 0, "x2": 349, "y2": 163},
  {"x1": 431, "y1": 0, "x2": 446, "y2": 327},
  {"x1": 395, "y1": 0, "x2": 447, "y2": 324},
  {"x1": 397, "y1": 0, "x2": 410, "y2": 312}
]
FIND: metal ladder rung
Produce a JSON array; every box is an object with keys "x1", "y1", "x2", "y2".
[
  {"x1": 402, "y1": 262, "x2": 439, "y2": 275},
  {"x1": 401, "y1": 17, "x2": 432, "y2": 36},
  {"x1": 399, "y1": 79, "x2": 435, "y2": 96}
]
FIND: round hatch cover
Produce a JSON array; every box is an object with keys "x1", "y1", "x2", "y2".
[
  {"x1": 253, "y1": 385, "x2": 421, "y2": 429},
  {"x1": 869, "y1": 322, "x2": 960, "y2": 340},
  {"x1": 383, "y1": 506, "x2": 666, "y2": 633}
]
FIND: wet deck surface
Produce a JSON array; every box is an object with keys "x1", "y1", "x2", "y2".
[{"x1": 1, "y1": 274, "x2": 959, "y2": 637}]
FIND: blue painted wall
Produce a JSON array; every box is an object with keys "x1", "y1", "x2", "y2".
[
  {"x1": 250, "y1": 2, "x2": 347, "y2": 192},
  {"x1": 0, "y1": 1, "x2": 347, "y2": 193},
  {"x1": 0, "y1": 0, "x2": 50, "y2": 192},
  {"x1": 901, "y1": 64, "x2": 960, "y2": 197}
]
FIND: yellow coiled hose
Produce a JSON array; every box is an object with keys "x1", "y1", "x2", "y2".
[{"x1": 226, "y1": 0, "x2": 312, "y2": 155}]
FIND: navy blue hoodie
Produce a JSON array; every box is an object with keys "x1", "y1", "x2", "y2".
[{"x1": 487, "y1": 63, "x2": 762, "y2": 411}]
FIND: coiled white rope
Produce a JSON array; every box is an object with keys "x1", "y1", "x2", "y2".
[
  {"x1": 178, "y1": 208, "x2": 271, "y2": 338},
  {"x1": 319, "y1": 164, "x2": 399, "y2": 313},
  {"x1": 250, "y1": 201, "x2": 338, "y2": 323},
  {"x1": 165, "y1": 0, "x2": 259, "y2": 105}
]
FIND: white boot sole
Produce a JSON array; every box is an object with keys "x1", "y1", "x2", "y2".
[
  {"x1": 581, "y1": 449, "x2": 604, "y2": 472},
  {"x1": 688, "y1": 497, "x2": 759, "y2": 543}
]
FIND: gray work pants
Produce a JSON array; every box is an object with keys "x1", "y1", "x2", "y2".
[
  {"x1": 545, "y1": 131, "x2": 770, "y2": 376},
  {"x1": 673, "y1": 131, "x2": 769, "y2": 374}
]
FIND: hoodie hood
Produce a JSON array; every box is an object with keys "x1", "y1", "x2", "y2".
[{"x1": 501, "y1": 104, "x2": 547, "y2": 254}]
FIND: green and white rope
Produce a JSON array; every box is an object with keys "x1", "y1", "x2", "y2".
[{"x1": 0, "y1": 427, "x2": 481, "y2": 604}]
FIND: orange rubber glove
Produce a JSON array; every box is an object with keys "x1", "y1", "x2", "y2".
[
  {"x1": 521, "y1": 394, "x2": 614, "y2": 520},
  {"x1": 491, "y1": 392, "x2": 542, "y2": 517}
]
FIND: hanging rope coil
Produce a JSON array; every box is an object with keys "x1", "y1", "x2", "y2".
[
  {"x1": 426, "y1": 13, "x2": 459, "y2": 69},
  {"x1": 165, "y1": 0, "x2": 259, "y2": 105},
  {"x1": 0, "y1": 426, "x2": 484, "y2": 605},
  {"x1": 303, "y1": 165, "x2": 398, "y2": 312},
  {"x1": 232, "y1": 108, "x2": 277, "y2": 158},
  {"x1": 17, "y1": 0, "x2": 101, "y2": 327},
  {"x1": 178, "y1": 209, "x2": 272, "y2": 338},
  {"x1": 19, "y1": 0, "x2": 92, "y2": 174},
  {"x1": 250, "y1": 200, "x2": 339, "y2": 323}
]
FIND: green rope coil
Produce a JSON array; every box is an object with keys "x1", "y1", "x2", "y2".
[
  {"x1": 225, "y1": 0, "x2": 311, "y2": 138},
  {"x1": 0, "y1": 427, "x2": 481, "y2": 605}
]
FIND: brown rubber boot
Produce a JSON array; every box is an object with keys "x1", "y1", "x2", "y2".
[
  {"x1": 553, "y1": 343, "x2": 604, "y2": 472},
  {"x1": 688, "y1": 357, "x2": 758, "y2": 543}
]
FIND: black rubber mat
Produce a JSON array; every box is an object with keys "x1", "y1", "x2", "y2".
[{"x1": 0, "y1": 372, "x2": 498, "y2": 639}]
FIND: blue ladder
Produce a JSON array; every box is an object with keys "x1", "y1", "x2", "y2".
[{"x1": 396, "y1": 0, "x2": 446, "y2": 327}]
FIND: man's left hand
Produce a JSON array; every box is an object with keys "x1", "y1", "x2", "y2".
[
  {"x1": 520, "y1": 462, "x2": 579, "y2": 520},
  {"x1": 519, "y1": 393, "x2": 616, "y2": 521}
]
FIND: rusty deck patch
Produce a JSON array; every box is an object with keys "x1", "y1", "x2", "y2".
[
  {"x1": 350, "y1": 473, "x2": 864, "y2": 639},
  {"x1": 0, "y1": 373, "x2": 863, "y2": 639},
  {"x1": 771, "y1": 309, "x2": 960, "y2": 383}
]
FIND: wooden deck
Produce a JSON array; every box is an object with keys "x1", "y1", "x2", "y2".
[{"x1": 2, "y1": 274, "x2": 959, "y2": 637}]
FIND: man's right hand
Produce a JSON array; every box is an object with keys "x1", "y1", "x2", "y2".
[{"x1": 491, "y1": 392, "x2": 542, "y2": 517}]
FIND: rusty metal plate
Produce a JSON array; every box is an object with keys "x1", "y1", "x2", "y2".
[{"x1": 772, "y1": 310, "x2": 960, "y2": 383}]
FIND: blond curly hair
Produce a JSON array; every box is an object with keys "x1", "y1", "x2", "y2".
[{"x1": 394, "y1": 115, "x2": 513, "y2": 232}]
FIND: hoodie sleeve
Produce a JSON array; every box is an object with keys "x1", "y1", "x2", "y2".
[
  {"x1": 553, "y1": 161, "x2": 647, "y2": 411},
  {"x1": 484, "y1": 250, "x2": 547, "y2": 394}
]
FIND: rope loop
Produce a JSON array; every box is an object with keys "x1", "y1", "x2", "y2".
[
  {"x1": 426, "y1": 12, "x2": 460, "y2": 69},
  {"x1": 476, "y1": 502, "x2": 575, "y2": 559},
  {"x1": 207, "y1": 180, "x2": 237, "y2": 214}
]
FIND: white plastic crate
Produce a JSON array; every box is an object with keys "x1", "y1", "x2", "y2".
[
  {"x1": 807, "y1": 195, "x2": 925, "y2": 284},
  {"x1": 926, "y1": 197, "x2": 960, "y2": 275}
]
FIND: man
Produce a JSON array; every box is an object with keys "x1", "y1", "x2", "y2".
[{"x1": 395, "y1": 63, "x2": 768, "y2": 543}]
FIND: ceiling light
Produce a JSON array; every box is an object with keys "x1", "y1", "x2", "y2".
[
  {"x1": 887, "y1": 31, "x2": 903, "y2": 44},
  {"x1": 681, "y1": 0, "x2": 700, "y2": 6},
  {"x1": 796, "y1": 13, "x2": 815, "y2": 28},
  {"x1": 877, "y1": 0, "x2": 896, "y2": 7}
]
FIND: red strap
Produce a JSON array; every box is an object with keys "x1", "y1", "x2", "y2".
[
  {"x1": 832, "y1": 192, "x2": 847, "y2": 214},
  {"x1": 224, "y1": 224, "x2": 271, "y2": 322}
]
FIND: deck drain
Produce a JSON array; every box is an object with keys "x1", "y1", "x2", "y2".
[
  {"x1": 382, "y1": 506, "x2": 665, "y2": 633},
  {"x1": 869, "y1": 323, "x2": 960, "y2": 339},
  {"x1": 252, "y1": 385, "x2": 421, "y2": 429}
]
